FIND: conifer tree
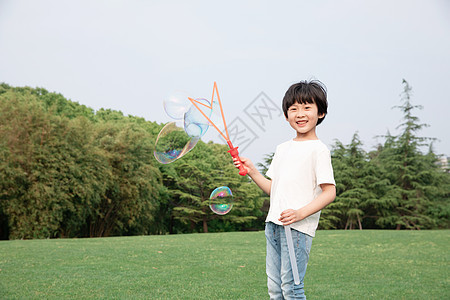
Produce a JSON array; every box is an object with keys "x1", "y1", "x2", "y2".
[
  {"x1": 329, "y1": 135, "x2": 365, "y2": 229},
  {"x1": 371, "y1": 80, "x2": 439, "y2": 229},
  {"x1": 327, "y1": 133, "x2": 384, "y2": 229}
]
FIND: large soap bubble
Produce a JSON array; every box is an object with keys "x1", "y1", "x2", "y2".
[
  {"x1": 154, "y1": 122, "x2": 199, "y2": 164},
  {"x1": 209, "y1": 186, "x2": 233, "y2": 215},
  {"x1": 164, "y1": 91, "x2": 192, "y2": 120},
  {"x1": 156, "y1": 89, "x2": 218, "y2": 164},
  {"x1": 184, "y1": 98, "x2": 212, "y2": 138}
]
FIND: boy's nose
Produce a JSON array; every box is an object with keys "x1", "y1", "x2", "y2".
[{"x1": 296, "y1": 109, "x2": 305, "y2": 117}]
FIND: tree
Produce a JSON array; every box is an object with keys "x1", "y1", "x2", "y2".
[
  {"x1": 0, "y1": 84, "x2": 165, "y2": 238},
  {"x1": 327, "y1": 134, "x2": 379, "y2": 229},
  {"x1": 0, "y1": 89, "x2": 108, "y2": 238},
  {"x1": 87, "y1": 121, "x2": 162, "y2": 237},
  {"x1": 257, "y1": 153, "x2": 274, "y2": 176},
  {"x1": 370, "y1": 79, "x2": 444, "y2": 229},
  {"x1": 0, "y1": 82, "x2": 269, "y2": 238},
  {"x1": 256, "y1": 153, "x2": 274, "y2": 226},
  {"x1": 167, "y1": 141, "x2": 262, "y2": 233}
]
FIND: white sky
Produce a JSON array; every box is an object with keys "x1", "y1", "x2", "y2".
[{"x1": 1, "y1": 0, "x2": 449, "y2": 165}]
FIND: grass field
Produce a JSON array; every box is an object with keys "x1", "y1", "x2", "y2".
[{"x1": 0, "y1": 230, "x2": 448, "y2": 299}]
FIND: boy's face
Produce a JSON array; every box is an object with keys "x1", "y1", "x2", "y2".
[{"x1": 286, "y1": 101, "x2": 324, "y2": 140}]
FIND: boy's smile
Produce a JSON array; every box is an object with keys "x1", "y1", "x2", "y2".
[{"x1": 286, "y1": 102, "x2": 324, "y2": 141}]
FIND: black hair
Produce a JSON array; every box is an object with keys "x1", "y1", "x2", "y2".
[{"x1": 282, "y1": 80, "x2": 328, "y2": 125}]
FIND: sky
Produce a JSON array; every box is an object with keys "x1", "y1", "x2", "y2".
[{"x1": 1, "y1": 0, "x2": 449, "y2": 165}]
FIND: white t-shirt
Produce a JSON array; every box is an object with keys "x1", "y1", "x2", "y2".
[{"x1": 266, "y1": 139, "x2": 335, "y2": 237}]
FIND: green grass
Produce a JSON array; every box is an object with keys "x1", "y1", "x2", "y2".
[{"x1": 0, "y1": 230, "x2": 448, "y2": 299}]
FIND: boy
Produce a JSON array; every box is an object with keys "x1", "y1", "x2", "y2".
[{"x1": 234, "y1": 80, "x2": 336, "y2": 299}]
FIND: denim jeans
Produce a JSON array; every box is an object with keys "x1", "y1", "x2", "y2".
[{"x1": 265, "y1": 222, "x2": 313, "y2": 300}]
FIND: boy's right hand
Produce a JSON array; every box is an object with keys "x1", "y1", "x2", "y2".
[
  {"x1": 234, "y1": 156, "x2": 272, "y2": 195},
  {"x1": 232, "y1": 156, "x2": 256, "y2": 176}
]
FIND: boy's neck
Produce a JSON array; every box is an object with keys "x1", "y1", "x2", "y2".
[{"x1": 293, "y1": 130, "x2": 319, "y2": 141}]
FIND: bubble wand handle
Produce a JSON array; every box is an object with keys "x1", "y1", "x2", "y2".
[
  {"x1": 285, "y1": 225, "x2": 300, "y2": 285},
  {"x1": 227, "y1": 141, "x2": 248, "y2": 176}
]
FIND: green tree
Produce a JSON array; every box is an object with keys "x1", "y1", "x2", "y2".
[
  {"x1": 370, "y1": 79, "x2": 447, "y2": 229},
  {"x1": 256, "y1": 153, "x2": 274, "y2": 226},
  {"x1": 0, "y1": 84, "x2": 166, "y2": 239},
  {"x1": 421, "y1": 149, "x2": 450, "y2": 228},
  {"x1": 257, "y1": 153, "x2": 274, "y2": 176},
  {"x1": 0, "y1": 89, "x2": 108, "y2": 238},
  {"x1": 327, "y1": 134, "x2": 379, "y2": 229},
  {"x1": 0, "y1": 83, "x2": 96, "y2": 121},
  {"x1": 87, "y1": 121, "x2": 162, "y2": 237},
  {"x1": 166, "y1": 141, "x2": 262, "y2": 233}
]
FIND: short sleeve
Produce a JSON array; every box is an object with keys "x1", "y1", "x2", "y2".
[
  {"x1": 265, "y1": 149, "x2": 279, "y2": 179},
  {"x1": 315, "y1": 149, "x2": 335, "y2": 186}
]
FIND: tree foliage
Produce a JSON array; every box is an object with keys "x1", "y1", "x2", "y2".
[
  {"x1": 0, "y1": 83, "x2": 266, "y2": 239},
  {"x1": 366, "y1": 80, "x2": 449, "y2": 229},
  {"x1": 0, "y1": 79, "x2": 448, "y2": 239},
  {"x1": 323, "y1": 80, "x2": 449, "y2": 230}
]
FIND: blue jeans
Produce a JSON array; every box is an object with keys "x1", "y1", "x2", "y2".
[{"x1": 265, "y1": 222, "x2": 313, "y2": 300}]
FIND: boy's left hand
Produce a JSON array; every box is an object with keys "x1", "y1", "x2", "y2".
[
  {"x1": 279, "y1": 209, "x2": 302, "y2": 225},
  {"x1": 279, "y1": 184, "x2": 336, "y2": 226}
]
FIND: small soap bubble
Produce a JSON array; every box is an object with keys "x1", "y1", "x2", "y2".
[
  {"x1": 154, "y1": 122, "x2": 199, "y2": 164},
  {"x1": 184, "y1": 98, "x2": 211, "y2": 138},
  {"x1": 164, "y1": 91, "x2": 192, "y2": 120},
  {"x1": 209, "y1": 186, "x2": 233, "y2": 215}
]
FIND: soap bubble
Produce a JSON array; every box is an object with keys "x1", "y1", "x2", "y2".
[
  {"x1": 209, "y1": 186, "x2": 233, "y2": 215},
  {"x1": 164, "y1": 91, "x2": 191, "y2": 120},
  {"x1": 154, "y1": 122, "x2": 199, "y2": 164},
  {"x1": 184, "y1": 98, "x2": 211, "y2": 138}
]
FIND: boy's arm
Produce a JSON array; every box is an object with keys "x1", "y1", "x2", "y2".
[
  {"x1": 234, "y1": 157, "x2": 272, "y2": 195},
  {"x1": 279, "y1": 184, "x2": 336, "y2": 225}
]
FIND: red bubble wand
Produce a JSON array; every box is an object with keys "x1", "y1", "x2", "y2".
[{"x1": 188, "y1": 82, "x2": 247, "y2": 176}]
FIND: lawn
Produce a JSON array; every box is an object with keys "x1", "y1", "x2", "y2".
[{"x1": 0, "y1": 230, "x2": 448, "y2": 299}]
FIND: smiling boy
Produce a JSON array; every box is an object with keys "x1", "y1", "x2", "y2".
[{"x1": 234, "y1": 80, "x2": 336, "y2": 299}]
